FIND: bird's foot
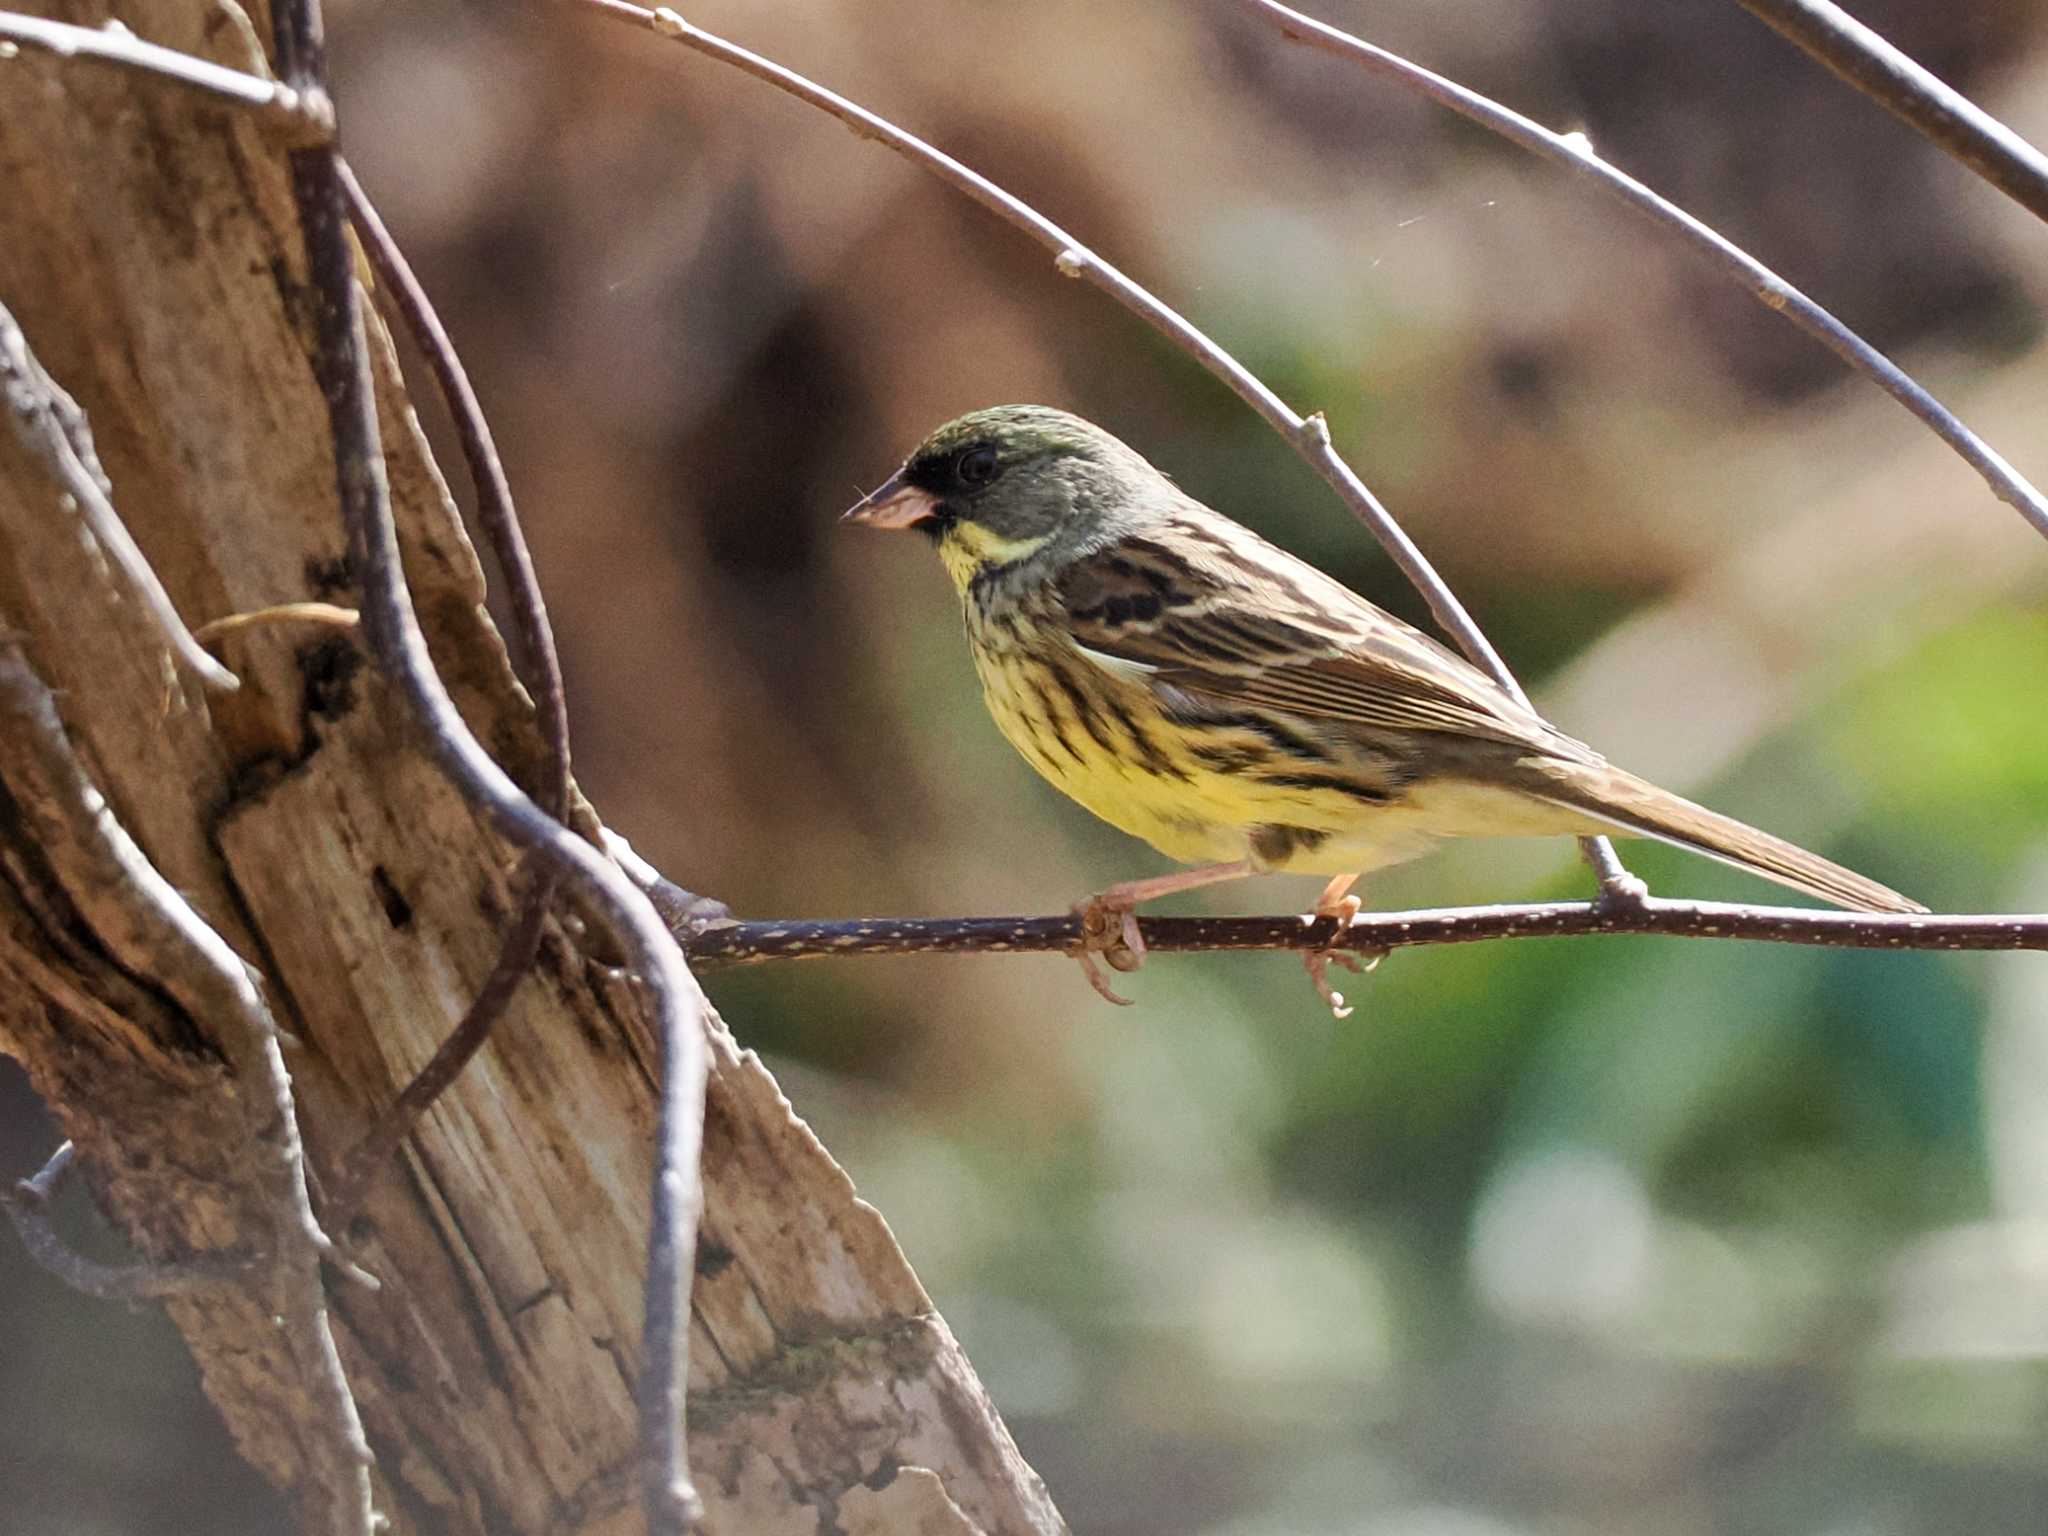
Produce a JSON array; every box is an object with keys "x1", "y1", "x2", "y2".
[
  {"x1": 1299, "y1": 889, "x2": 1380, "y2": 1019},
  {"x1": 1067, "y1": 863, "x2": 1256, "y2": 1007},
  {"x1": 1072, "y1": 894, "x2": 1145, "y2": 1007}
]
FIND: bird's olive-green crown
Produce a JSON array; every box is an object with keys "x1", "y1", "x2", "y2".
[{"x1": 899, "y1": 405, "x2": 1171, "y2": 559}]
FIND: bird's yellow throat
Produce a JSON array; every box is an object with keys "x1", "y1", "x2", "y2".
[{"x1": 936, "y1": 523, "x2": 1055, "y2": 592}]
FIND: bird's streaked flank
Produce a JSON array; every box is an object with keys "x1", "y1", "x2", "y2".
[{"x1": 846, "y1": 405, "x2": 1922, "y2": 1012}]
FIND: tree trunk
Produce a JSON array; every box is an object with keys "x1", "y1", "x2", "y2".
[{"x1": 0, "y1": 2, "x2": 1063, "y2": 1531}]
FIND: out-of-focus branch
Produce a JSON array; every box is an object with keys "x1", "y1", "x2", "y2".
[
  {"x1": 268, "y1": 2, "x2": 708, "y2": 1528},
  {"x1": 0, "y1": 641, "x2": 375, "y2": 1536},
  {"x1": 577, "y1": 0, "x2": 1632, "y2": 893},
  {"x1": 1, "y1": 1142, "x2": 259, "y2": 1301},
  {"x1": 1234, "y1": 0, "x2": 2048, "y2": 545},
  {"x1": 671, "y1": 900, "x2": 2048, "y2": 966},
  {"x1": 0, "y1": 8, "x2": 329, "y2": 142},
  {"x1": 1733, "y1": 0, "x2": 2048, "y2": 225},
  {"x1": 0, "y1": 301, "x2": 239, "y2": 693}
]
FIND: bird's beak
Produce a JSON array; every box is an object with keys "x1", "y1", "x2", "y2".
[{"x1": 842, "y1": 468, "x2": 939, "y2": 530}]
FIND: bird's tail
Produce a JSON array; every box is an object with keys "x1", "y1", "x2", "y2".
[{"x1": 1526, "y1": 760, "x2": 1924, "y2": 914}]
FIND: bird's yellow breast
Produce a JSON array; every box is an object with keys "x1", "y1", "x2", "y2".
[
  {"x1": 966, "y1": 608, "x2": 1455, "y2": 873},
  {"x1": 970, "y1": 643, "x2": 1244, "y2": 864}
]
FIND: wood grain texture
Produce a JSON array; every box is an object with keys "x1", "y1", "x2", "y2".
[{"x1": 0, "y1": 2, "x2": 1063, "y2": 1530}]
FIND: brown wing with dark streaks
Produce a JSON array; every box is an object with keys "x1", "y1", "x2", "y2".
[{"x1": 1056, "y1": 510, "x2": 1594, "y2": 763}]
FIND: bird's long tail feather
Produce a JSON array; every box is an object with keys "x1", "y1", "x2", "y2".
[{"x1": 1529, "y1": 762, "x2": 1924, "y2": 914}]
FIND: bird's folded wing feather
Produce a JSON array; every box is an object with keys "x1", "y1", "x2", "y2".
[{"x1": 1057, "y1": 522, "x2": 1589, "y2": 759}]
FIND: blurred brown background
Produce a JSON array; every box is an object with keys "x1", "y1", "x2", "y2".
[{"x1": 6, "y1": 0, "x2": 2048, "y2": 1531}]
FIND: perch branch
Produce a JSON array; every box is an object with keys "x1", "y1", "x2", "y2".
[
  {"x1": 580, "y1": 0, "x2": 1633, "y2": 892},
  {"x1": 270, "y1": 2, "x2": 707, "y2": 1527},
  {"x1": 0, "y1": 8, "x2": 329, "y2": 144},
  {"x1": 1733, "y1": 0, "x2": 2048, "y2": 226},
  {"x1": 674, "y1": 900, "x2": 2048, "y2": 966},
  {"x1": 1233, "y1": 0, "x2": 2048, "y2": 543},
  {"x1": 0, "y1": 641, "x2": 374, "y2": 1536},
  {"x1": 0, "y1": 300, "x2": 240, "y2": 693}
]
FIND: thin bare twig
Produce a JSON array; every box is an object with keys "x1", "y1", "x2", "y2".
[
  {"x1": 0, "y1": 8, "x2": 330, "y2": 144},
  {"x1": 270, "y1": 3, "x2": 707, "y2": 1528},
  {"x1": 338, "y1": 159, "x2": 573, "y2": 823},
  {"x1": 580, "y1": 0, "x2": 1632, "y2": 893},
  {"x1": 1734, "y1": 0, "x2": 2048, "y2": 226},
  {"x1": 1234, "y1": 0, "x2": 2048, "y2": 544},
  {"x1": 2, "y1": 1143, "x2": 260, "y2": 1301},
  {"x1": 674, "y1": 899, "x2": 2048, "y2": 968},
  {"x1": 0, "y1": 301, "x2": 240, "y2": 693},
  {"x1": 0, "y1": 641, "x2": 375, "y2": 1536}
]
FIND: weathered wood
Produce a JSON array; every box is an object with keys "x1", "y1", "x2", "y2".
[{"x1": 0, "y1": 2, "x2": 1063, "y2": 1530}]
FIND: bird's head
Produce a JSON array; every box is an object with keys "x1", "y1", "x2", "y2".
[{"x1": 844, "y1": 405, "x2": 1164, "y2": 592}]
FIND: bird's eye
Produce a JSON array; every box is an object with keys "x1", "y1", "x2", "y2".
[{"x1": 954, "y1": 446, "x2": 1000, "y2": 488}]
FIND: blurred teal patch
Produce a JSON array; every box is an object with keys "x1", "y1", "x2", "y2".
[{"x1": 1827, "y1": 603, "x2": 2048, "y2": 869}]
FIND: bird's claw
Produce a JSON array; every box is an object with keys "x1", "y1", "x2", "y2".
[
  {"x1": 1303, "y1": 948, "x2": 1374, "y2": 1018},
  {"x1": 1300, "y1": 895, "x2": 1380, "y2": 1019},
  {"x1": 1073, "y1": 896, "x2": 1145, "y2": 1006},
  {"x1": 1076, "y1": 948, "x2": 1137, "y2": 1006}
]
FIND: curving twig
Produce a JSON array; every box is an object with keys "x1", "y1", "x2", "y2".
[
  {"x1": 1233, "y1": 0, "x2": 2048, "y2": 543},
  {"x1": 1733, "y1": 0, "x2": 2048, "y2": 226},
  {"x1": 578, "y1": 0, "x2": 1634, "y2": 892},
  {"x1": 338, "y1": 160, "x2": 573, "y2": 822},
  {"x1": 269, "y1": 2, "x2": 708, "y2": 1529},
  {"x1": 1, "y1": 1142, "x2": 261, "y2": 1302}
]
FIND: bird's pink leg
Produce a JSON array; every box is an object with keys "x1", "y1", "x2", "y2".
[
  {"x1": 1073, "y1": 860, "x2": 1254, "y2": 1005},
  {"x1": 1301, "y1": 872, "x2": 1380, "y2": 1019}
]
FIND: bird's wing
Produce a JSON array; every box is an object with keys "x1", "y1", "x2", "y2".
[{"x1": 1057, "y1": 514, "x2": 1583, "y2": 757}]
